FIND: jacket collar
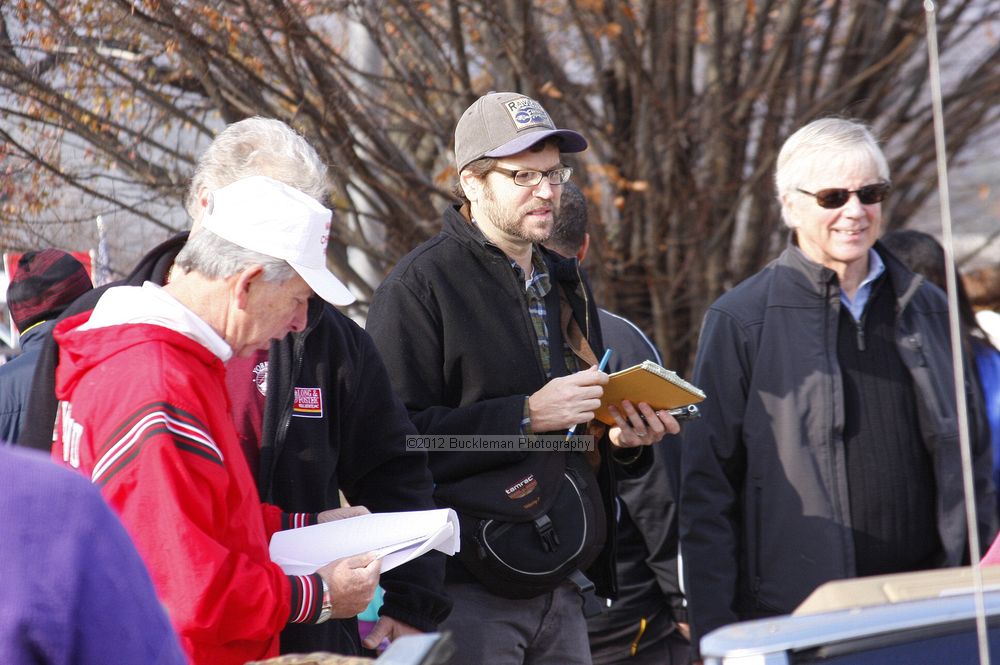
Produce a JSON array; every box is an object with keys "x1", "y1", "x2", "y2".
[
  {"x1": 439, "y1": 204, "x2": 594, "y2": 341},
  {"x1": 441, "y1": 204, "x2": 493, "y2": 251},
  {"x1": 16, "y1": 319, "x2": 58, "y2": 351},
  {"x1": 780, "y1": 236, "x2": 839, "y2": 292},
  {"x1": 440, "y1": 204, "x2": 582, "y2": 283},
  {"x1": 778, "y1": 236, "x2": 922, "y2": 308},
  {"x1": 875, "y1": 239, "x2": 923, "y2": 310},
  {"x1": 129, "y1": 231, "x2": 188, "y2": 286}
]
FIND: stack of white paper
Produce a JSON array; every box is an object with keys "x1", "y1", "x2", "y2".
[{"x1": 269, "y1": 508, "x2": 460, "y2": 575}]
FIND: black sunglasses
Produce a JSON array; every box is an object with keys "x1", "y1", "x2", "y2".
[{"x1": 796, "y1": 182, "x2": 891, "y2": 209}]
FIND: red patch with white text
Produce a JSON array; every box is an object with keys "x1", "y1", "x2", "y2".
[{"x1": 292, "y1": 387, "x2": 323, "y2": 418}]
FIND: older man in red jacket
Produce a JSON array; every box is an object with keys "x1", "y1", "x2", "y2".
[{"x1": 52, "y1": 176, "x2": 379, "y2": 665}]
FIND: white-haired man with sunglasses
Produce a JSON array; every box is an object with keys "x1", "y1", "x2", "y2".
[{"x1": 679, "y1": 117, "x2": 996, "y2": 659}]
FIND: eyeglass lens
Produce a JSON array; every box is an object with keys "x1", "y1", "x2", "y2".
[
  {"x1": 513, "y1": 167, "x2": 572, "y2": 187},
  {"x1": 807, "y1": 183, "x2": 890, "y2": 209}
]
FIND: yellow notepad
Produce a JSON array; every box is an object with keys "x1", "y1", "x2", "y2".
[{"x1": 594, "y1": 360, "x2": 706, "y2": 425}]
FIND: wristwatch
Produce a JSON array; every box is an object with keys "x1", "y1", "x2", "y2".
[{"x1": 317, "y1": 576, "x2": 333, "y2": 624}]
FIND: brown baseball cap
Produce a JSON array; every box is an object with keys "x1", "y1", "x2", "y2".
[{"x1": 454, "y1": 92, "x2": 587, "y2": 173}]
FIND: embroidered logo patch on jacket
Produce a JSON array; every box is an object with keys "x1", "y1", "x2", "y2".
[
  {"x1": 292, "y1": 387, "x2": 323, "y2": 418},
  {"x1": 252, "y1": 361, "x2": 268, "y2": 396}
]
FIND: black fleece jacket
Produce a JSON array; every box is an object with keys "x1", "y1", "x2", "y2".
[
  {"x1": 367, "y1": 205, "x2": 651, "y2": 598},
  {"x1": 20, "y1": 233, "x2": 450, "y2": 655}
]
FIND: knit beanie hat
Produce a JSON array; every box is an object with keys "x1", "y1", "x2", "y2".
[{"x1": 6, "y1": 249, "x2": 93, "y2": 332}]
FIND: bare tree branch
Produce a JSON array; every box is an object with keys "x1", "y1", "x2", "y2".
[{"x1": 2, "y1": 0, "x2": 998, "y2": 369}]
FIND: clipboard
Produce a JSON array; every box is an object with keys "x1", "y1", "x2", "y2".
[{"x1": 594, "y1": 360, "x2": 706, "y2": 425}]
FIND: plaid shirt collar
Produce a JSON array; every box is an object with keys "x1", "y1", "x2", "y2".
[{"x1": 510, "y1": 246, "x2": 551, "y2": 295}]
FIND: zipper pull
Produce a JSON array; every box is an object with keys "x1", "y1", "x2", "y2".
[
  {"x1": 856, "y1": 321, "x2": 866, "y2": 351},
  {"x1": 908, "y1": 335, "x2": 927, "y2": 366}
]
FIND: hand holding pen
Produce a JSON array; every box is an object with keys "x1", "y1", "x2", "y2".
[
  {"x1": 565, "y1": 348, "x2": 613, "y2": 441},
  {"x1": 525, "y1": 350, "x2": 611, "y2": 436}
]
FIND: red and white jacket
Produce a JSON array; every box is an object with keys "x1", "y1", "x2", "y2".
[{"x1": 52, "y1": 284, "x2": 323, "y2": 665}]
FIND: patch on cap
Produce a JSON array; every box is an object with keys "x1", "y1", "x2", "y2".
[{"x1": 502, "y1": 97, "x2": 553, "y2": 131}]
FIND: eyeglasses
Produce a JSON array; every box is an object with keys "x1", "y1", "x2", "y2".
[
  {"x1": 490, "y1": 166, "x2": 573, "y2": 187},
  {"x1": 796, "y1": 182, "x2": 891, "y2": 209}
]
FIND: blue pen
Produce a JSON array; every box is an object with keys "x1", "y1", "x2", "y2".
[{"x1": 565, "y1": 348, "x2": 613, "y2": 441}]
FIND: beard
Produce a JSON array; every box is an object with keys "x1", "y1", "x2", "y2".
[{"x1": 479, "y1": 180, "x2": 560, "y2": 244}]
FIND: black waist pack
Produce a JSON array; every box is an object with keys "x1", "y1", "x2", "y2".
[{"x1": 436, "y1": 452, "x2": 606, "y2": 599}]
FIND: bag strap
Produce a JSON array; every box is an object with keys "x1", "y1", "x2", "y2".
[
  {"x1": 557, "y1": 283, "x2": 604, "y2": 472},
  {"x1": 568, "y1": 569, "x2": 606, "y2": 618},
  {"x1": 557, "y1": 283, "x2": 599, "y2": 368}
]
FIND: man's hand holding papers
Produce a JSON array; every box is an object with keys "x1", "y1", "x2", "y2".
[
  {"x1": 317, "y1": 505, "x2": 371, "y2": 523},
  {"x1": 316, "y1": 552, "x2": 381, "y2": 618},
  {"x1": 270, "y1": 508, "x2": 460, "y2": 576}
]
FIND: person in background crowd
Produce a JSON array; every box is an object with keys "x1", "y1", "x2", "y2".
[
  {"x1": 881, "y1": 229, "x2": 1000, "y2": 521},
  {"x1": 368, "y1": 90, "x2": 679, "y2": 665},
  {"x1": 19, "y1": 117, "x2": 449, "y2": 657},
  {"x1": 0, "y1": 250, "x2": 92, "y2": 443},
  {"x1": 545, "y1": 181, "x2": 691, "y2": 665},
  {"x1": 679, "y1": 117, "x2": 996, "y2": 659},
  {"x1": 0, "y1": 445, "x2": 187, "y2": 664}
]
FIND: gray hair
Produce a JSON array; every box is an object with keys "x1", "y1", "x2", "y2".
[
  {"x1": 186, "y1": 117, "x2": 329, "y2": 225},
  {"x1": 173, "y1": 229, "x2": 294, "y2": 283},
  {"x1": 775, "y1": 117, "x2": 890, "y2": 204}
]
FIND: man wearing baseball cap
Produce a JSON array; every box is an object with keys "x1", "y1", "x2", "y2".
[
  {"x1": 21, "y1": 117, "x2": 449, "y2": 658},
  {"x1": 49, "y1": 176, "x2": 383, "y2": 665},
  {"x1": 368, "y1": 92, "x2": 679, "y2": 663},
  {"x1": 0, "y1": 249, "x2": 92, "y2": 443}
]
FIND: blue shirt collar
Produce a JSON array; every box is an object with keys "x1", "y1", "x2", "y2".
[{"x1": 840, "y1": 249, "x2": 885, "y2": 321}]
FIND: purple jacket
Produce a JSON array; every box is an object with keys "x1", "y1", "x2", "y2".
[{"x1": 0, "y1": 446, "x2": 186, "y2": 665}]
